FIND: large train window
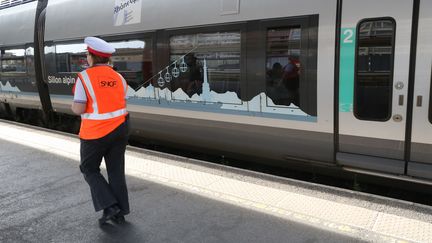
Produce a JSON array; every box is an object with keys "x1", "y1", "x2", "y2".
[
  {"x1": 25, "y1": 47, "x2": 35, "y2": 76},
  {"x1": 109, "y1": 39, "x2": 151, "y2": 91},
  {"x1": 45, "y1": 38, "x2": 151, "y2": 95},
  {"x1": 354, "y1": 19, "x2": 395, "y2": 121},
  {"x1": 260, "y1": 16, "x2": 318, "y2": 117},
  {"x1": 55, "y1": 43, "x2": 87, "y2": 73},
  {"x1": 169, "y1": 31, "x2": 241, "y2": 98},
  {"x1": 0, "y1": 48, "x2": 26, "y2": 73},
  {"x1": 266, "y1": 27, "x2": 301, "y2": 107},
  {"x1": 42, "y1": 43, "x2": 87, "y2": 95}
]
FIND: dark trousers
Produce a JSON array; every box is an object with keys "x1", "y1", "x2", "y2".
[{"x1": 79, "y1": 119, "x2": 130, "y2": 215}]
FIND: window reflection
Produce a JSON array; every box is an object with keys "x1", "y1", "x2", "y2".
[
  {"x1": 55, "y1": 43, "x2": 87, "y2": 73},
  {"x1": 266, "y1": 27, "x2": 301, "y2": 107},
  {"x1": 44, "y1": 45, "x2": 57, "y2": 75},
  {"x1": 25, "y1": 47, "x2": 35, "y2": 75},
  {"x1": 110, "y1": 39, "x2": 150, "y2": 91},
  {"x1": 169, "y1": 32, "x2": 241, "y2": 98},
  {"x1": 44, "y1": 39, "x2": 150, "y2": 93},
  {"x1": 359, "y1": 21, "x2": 394, "y2": 37},
  {"x1": 56, "y1": 43, "x2": 87, "y2": 54},
  {"x1": 355, "y1": 19, "x2": 395, "y2": 121},
  {"x1": 1, "y1": 48, "x2": 26, "y2": 73},
  {"x1": 51, "y1": 40, "x2": 152, "y2": 89},
  {"x1": 25, "y1": 47, "x2": 34, "y2": 56},
  {"x1": 3, "y1": 49, "x2": 25, "y2": 57},
  {"x1": 44, "y1": 46, "x2": 55, "y2": 55}
]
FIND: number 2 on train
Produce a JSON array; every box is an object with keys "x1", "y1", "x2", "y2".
[{"x1": 343, "y1": 29, "x2": 354, "y2": 44}]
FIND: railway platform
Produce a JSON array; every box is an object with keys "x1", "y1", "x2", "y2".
[{"x1": 0, "y1": 120, "x2": 431, "y2": 243}]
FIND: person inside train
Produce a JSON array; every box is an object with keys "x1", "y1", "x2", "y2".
[
  {"x1": 267, "y1": 62, "x2": 284, "y2": 87},
  {"x1": 183, "y1": 53, "x2": 203, "y2": 97},
  {"x1": 71, "y1": 37, "x2": 130, "y2": 226},
  {"x1": 281, "y1": 57, "x2": 300, "y2": 106},
  {"x1": 266, "y1": 61, "x2": 292, "y2": 105}
]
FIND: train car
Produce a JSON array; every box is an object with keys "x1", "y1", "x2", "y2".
[
  {"x1": 0, "y1": 0, "x2": 42, "y2": 122},
  {"x1": 0, "y1": 0, "x2": 431, "y2": 183}
]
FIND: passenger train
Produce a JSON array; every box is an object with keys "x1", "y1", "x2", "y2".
[{"x1": 1, "y1": 0, "x2": 431, "y2": 184}]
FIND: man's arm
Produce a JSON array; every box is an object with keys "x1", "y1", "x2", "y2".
[
  {"x1": 71, "y1": 102, "x2": 86, "y2": 115},
  {"x1": 72, "y1": 77, "x2": 87, "y2": 115}
]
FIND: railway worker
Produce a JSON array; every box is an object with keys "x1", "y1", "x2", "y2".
[{"x1": 71, "y1": 37, "x2": 130, "y2": 226}]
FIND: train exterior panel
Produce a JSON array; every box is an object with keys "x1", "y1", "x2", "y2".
[
  {"x1": 408, "y1": 0, "x2": 432, "y2": 179},
  {"x1": 0, "y1": 1, "x2": 40, "y2": 113},
  {"x1": 338, "y1": 0, "x2": 414, "y2": 174},
  {"x1": 1, "y1": 0, "x2": 431, "y2": 183},
  {"x1": 44, "y1": 0, "x2": 332, "y2": 43},
  {"x1": 43, "y1": 0, "x2": 336, "y2": 133},
  {"x1": 42, "y1": 0, "x2": 337, "y2": 163}
]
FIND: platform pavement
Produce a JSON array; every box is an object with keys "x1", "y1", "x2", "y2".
[{"x1": 0, "y1": 120, "x2": 431, "y2": 242}]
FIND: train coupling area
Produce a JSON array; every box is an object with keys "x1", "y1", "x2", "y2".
[{"x1": 0, "y1": 120, "x2": 431, "y2": 243}]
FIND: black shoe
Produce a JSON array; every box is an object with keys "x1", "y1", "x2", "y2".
[
  {"x1": 111, "y1": 214, "x2": 126, "y2": 224},
  {"x1": 99, "y1": 205, "x2": 121, "y2": 226}
]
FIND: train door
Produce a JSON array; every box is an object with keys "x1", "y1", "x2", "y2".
[
  {"x1": 338, "y1": 0, "x2": 415, "y2": 174},
  {"x1": 407, "y1": 0, "x2": 432, "y2": 180}
]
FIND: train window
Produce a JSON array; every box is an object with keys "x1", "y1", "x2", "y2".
[
  {"x1": 261, "y1": 16, "x2": 318, "y2": 117},
  {"x1": 45, "y1": 39, "x2": 150, "y2": 95},
  {"x1": 0, "y1": 48, "x2": 26, "y2": 73},
  {"x1": 44, "y1": 45, "x2": 57, "y2": 75},
  {"x1": 25, "y1": 47, "x2": 35, "y2": 76},
  {"x1": 55, "y1": 43, "x2": 87, "y2": 73},
  {"x1": 169, "y1": 31, "x2": 241, "y2": 98},
  {"x1": 354, "y1": 19, "x2": 395, "y2": 121},
  {"x1": 266, "y1": 27, "x2": 301, "y2": 107},
  {"x1": 110, "y1": 39, "x2": 151, "y2": 91}
]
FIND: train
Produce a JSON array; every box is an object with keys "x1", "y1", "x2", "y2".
[{"x1": 0, "y1": 0, "x2": 431, "y2": 185}]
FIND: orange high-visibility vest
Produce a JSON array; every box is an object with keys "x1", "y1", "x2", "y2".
[{"x1": 77, "y1": 65, "x2": 128, "y2": 140}]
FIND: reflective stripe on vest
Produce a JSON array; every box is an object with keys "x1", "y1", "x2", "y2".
[
  {"x1": 81, "y1": 108, "x2": 127, "y2": 120},
  {"x1": 117, "y1": 72, "x2": 128, "y2": 94},
  {"x1": 79, "y1": 69, "x2": 126, "y2": 120}
]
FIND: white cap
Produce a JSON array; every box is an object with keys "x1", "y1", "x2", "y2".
[{"x1": 84, "y1": 37, "x2": 115, "y2": 57}]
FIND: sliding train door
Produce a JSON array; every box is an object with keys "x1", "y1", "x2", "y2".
[
  {"x1": 408, "y1": 0, "x2": 432, "y2": 180},
  {"x1": 338, "y1": 0, "x2": 414, "y2": 174}
]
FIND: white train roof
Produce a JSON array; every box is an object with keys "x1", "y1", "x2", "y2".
[
  {"x1": 44, "y1": 0, "x2": 327, "y2": 42},
  {"x1": 0, "y1": 1, "x2": 37, "y2": 47}
]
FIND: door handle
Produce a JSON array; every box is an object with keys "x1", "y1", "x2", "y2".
[
  {"x1": 398, "y1": 95, "x2": 404, "y2": 106},
  {"x1": 416, "y1": 96, "x2": 423, "y2": 107}
]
